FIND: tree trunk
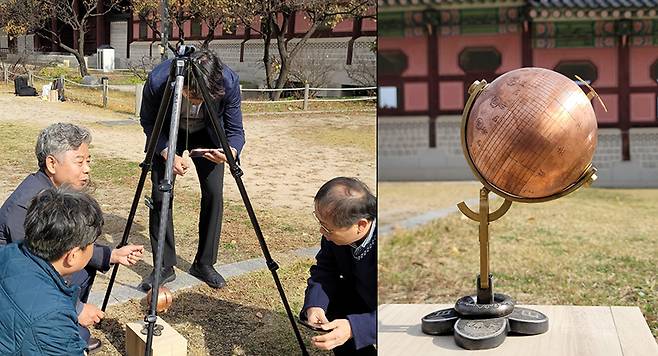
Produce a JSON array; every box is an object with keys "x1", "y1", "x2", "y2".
[
  {"x1": 271, "y1": 23, "x2": 290, "y2": 101},
  {"x1": 271, "y1": 57, "x2": 290, "y2": 101},
  {"x1": 202, "y1": 27, "x2": 215, "y2": 48},
  {"x1": 262, "y1": 16, "x2": 275, "y2": 99},
  {"x1": 36, "y1": 30, "x2": 90, "y2": 78},
  {"x1": 269, "y1": 20, "x2": 321, "y2": 100},
  {"x1": 77, "y1": 31, "x2": 89, "y2": 77}
]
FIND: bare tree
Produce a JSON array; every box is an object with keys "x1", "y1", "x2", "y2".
[
  {"x1": 1, "y1": 0, "x2": 126, "y2": 77},
  {"x1": 288, "y1": 51, "x2": 338, "y2": 98},
  {"x1": 233, "y1": 0, "x2": 374, "y2": 100},
  {"x1": 0, "y1": 0, "x2": 122, "y2": 77},
  {"x1": 189, "y1": 0, "x2": 233, "y2": 49},
  {"x1": 127, "y1": 56, "x2": 158, "y2": 81},
  {"x1": 132, "y1": 0, "x2": 196, "y2": 51},
  {"x1": 0, "y1": 0, "x2": 44, "y2": 38}
]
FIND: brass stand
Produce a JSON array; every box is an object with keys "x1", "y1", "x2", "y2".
[
  {"x1": 457, "y1": 187, "x2": 511, "y2": 303},
  {"x1": 420, "y1": 188, "x2": 549, "y2": 350}
]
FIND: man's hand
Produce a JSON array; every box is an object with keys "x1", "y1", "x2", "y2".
[
  {"x1": 78, "y1": 303, "x2": 104, "y2": 327},
  {"x1": 306, "y1": 307, "x2": 329, "y2": 327},
  {"x1": 201, "y1": 147, "x2": 238, "y2": 164},
  {"x1": 312, "y1": 318, "x2": 353, "y2": 350},
  {"x1": 161, "y1": 149, "x2": 189, "y2": 176},
  {"x1": 110, "y1": 244, "x2": 145, "y2": 266}
]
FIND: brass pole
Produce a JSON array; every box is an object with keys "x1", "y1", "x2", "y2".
[{"x1": 479, "y1": 187, "x2": 490, "y2": 289}]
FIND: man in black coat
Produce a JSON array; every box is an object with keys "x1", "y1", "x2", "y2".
[
  {"x1": 0, "y1": 123, "x2": 144, "y2": 352},
  {"x1": 139, "y1": 48, "x2": 245, "y2": 290},
  {"x1": 300, "y1": 177, "x2": 377, "y2": 355}
]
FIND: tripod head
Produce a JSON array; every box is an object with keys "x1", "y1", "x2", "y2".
[{"x1": 175, "y1": 44, "x2": 196, "y2": 59}]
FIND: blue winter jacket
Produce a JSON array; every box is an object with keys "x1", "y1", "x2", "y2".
[{"x1": 0, "y1": 243, "x2": 86, "y2": 355}]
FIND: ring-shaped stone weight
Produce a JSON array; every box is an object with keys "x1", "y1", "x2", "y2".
[{"x1": 454, "y1": 293, "x2": 515, "y2": 318}]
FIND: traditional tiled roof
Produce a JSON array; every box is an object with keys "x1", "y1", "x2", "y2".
[
  {"x1": 529, "y1": 0, "x2": 658, "y2": 7},
  {"x1": 379, "y1": 0, "x2": 658, "y2": 7},
  {"x1": 378, "y1": 0, "x2": 524, "y2": 8}
]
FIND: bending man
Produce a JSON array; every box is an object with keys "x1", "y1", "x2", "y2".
[{"x1": 139, "y1": 48, "x2": 245, "y2": 290}]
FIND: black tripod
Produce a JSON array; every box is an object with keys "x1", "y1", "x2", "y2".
[{"x1": 101, "y1": 45, "x2": 308, "y2": 356}]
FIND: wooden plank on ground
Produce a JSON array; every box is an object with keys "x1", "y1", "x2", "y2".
[
  {"x1": 378, "y1": 304, "x2": 655, "y2": 356},
  {"x1": 610, "y1": 306, "x2": 658, "y2": 356}
]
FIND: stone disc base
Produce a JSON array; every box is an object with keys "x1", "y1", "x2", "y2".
[
  {"x1": 454, "y1": 317, "x2": 508, "y2": 350},
  {"x1": 420, "y1": 306, "x2": 549, "y2": 350}
]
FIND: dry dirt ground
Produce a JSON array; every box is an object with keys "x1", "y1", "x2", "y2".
[{"x1": 0, "y1": 92, "x2": 375, "y2": 211}]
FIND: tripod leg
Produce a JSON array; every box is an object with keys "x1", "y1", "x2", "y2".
[
  {"x1": 191, "y1": 64, "x2": 309, "y2": 356},
  {"x1": 144, "y1": 59, "x2": 187, "y2": 356},
  {"x1": 101, "y1": 67, "x2": 176, "y2": 312}
]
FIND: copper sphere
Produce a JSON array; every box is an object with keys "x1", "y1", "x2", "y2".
[
  {"x1": 146, "y1": 286, "x2": 173, "y2": 313},
  {"x1": 464, "y1": 67, "x2": 598, "y2": 200}
]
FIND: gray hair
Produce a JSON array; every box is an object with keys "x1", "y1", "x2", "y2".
[
  {"x1": 24, "y1": 187, "x2": 103, "y2": 262},
  {"x1": 314, "y1": 177, "x2": 376, "y2": 228},
  {"x1": 35, "y1": 123, "x2": 92, "y2": 170}
]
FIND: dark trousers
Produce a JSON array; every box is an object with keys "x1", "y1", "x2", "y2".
[
  {"x1": 67, "y1": 266, "x2": 97, "y2": 343},
  {"x1": 149, "y1": 129, "x2": 225, "y2": 268},
  {"x1": 326, "y1": 283, "x2": 376, "y2": 356}
]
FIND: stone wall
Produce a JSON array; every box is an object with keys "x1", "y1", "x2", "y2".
[
  {"x1": 379, "y1": 116, "x2": 658, "y2": 187},
  {"x1": 129, "y1": 36, "x2": 376, "y2": 88}
]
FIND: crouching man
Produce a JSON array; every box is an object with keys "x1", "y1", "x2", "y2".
[
  {"x1": 0, "y1": 188, "x2": 104, "y2": 355},
  {"x1": 0, "y1": 122, "x2": 144, "y2": 351},
  {"x1": 300, "y1": 177, "x2": 377, "y2": 355}
]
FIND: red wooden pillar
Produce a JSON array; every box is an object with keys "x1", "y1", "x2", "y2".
[
  {"x1": 618, "y1": 35, "x2": 630, "y2": 161},
  {"x1": 428, "y1": 24, "x2": 439, "y2": 148},
  {"x1": 96, "y1": 0, "x2": 105, "y2": 48},
  {"x1": 127, "y1": 15, "x2": 133, "y2": 58},
  {"x1": 521, "y1": 17, "x2": 533, "y2": 67}
]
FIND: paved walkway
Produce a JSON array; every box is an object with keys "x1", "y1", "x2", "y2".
[
  {"x1": 379, "y1": 197, "x2": 480, "y2": 237},
  {"x1": 89, "y1": 246, "x2": 319, "y2": 307}
]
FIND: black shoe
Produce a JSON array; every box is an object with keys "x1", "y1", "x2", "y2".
[
  {"x1": 139, "y1": 267, "x2": 176, "y2": 291},
  {"x1": 87, "y1": 337, "x2": 102, "y2": 354},
  {"x1": 189, "y1": 263, "x2": 226, "y2": 289}
]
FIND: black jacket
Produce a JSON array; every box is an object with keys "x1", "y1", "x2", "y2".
[
  {"x1": 301, "y1": 224, "x2": 377, "y2": 350},
  {"x1": 0, "y1": 170, "x2": 111, "y2": 271}
]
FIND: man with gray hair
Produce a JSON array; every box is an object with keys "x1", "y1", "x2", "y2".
[
  {"x1": 0, "y1": 122, "x2": 144, "y2": 352},
  {"x1": 0, "y1": 187, "x2": 103, "y2": 355},
  {"x1": 301, "y1": 177, "x2": 377, "y2": 355}
]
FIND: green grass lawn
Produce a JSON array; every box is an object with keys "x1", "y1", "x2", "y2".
[{"x1": 379, "y1": 187, "x2": 658, "y2": 341}]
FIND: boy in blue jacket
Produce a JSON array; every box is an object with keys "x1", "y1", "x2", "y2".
[
  {"x1": 301, "y1": 177, "x2": 377, "y2": 355},
  {"x1": 0, "y1": 188, "x2": 104, "y2": 355}
]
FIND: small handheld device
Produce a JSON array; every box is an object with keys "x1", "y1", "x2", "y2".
[
  {"x1": 189, "y1": 148, "x2": 223, "y2": 157},
  {"x1": 298, "y1": 318, "x2": 331, "y2": 333},
  {"x1": 189, "y1": 149, "x2": 207, "y2": 157}
]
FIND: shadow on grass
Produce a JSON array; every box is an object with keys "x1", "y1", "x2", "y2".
[
  {"x1": 99, "y1": 212, "x2": 194, "y2": 279},
  {"x1": 97, "y1": 291, "x2": 323, "y2": 356}
]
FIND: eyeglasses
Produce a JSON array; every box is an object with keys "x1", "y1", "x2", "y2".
[{"x1": 312, "y1": 211, "x2": 333, "y2": 235}]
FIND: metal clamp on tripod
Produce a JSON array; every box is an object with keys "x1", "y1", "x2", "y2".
[{"x1": 101, "y1": 45, "x2": 309, "y2": 356}]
